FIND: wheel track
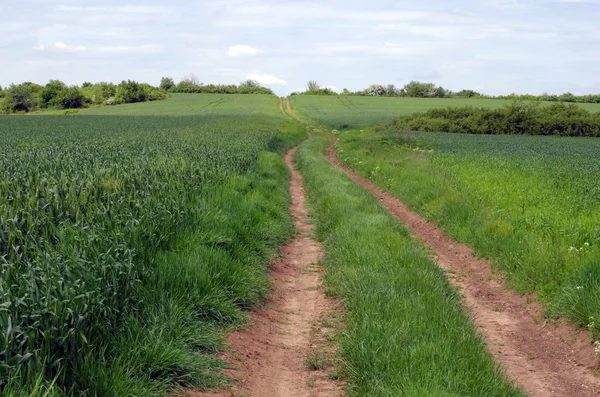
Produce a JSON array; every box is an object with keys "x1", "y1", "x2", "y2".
[{"x1": 325, "y1": 138, "x2": 600, "y2": 397}]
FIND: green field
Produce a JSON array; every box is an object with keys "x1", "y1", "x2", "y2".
[
  {"x1": 296, "y1": 133, "x2": 522, "y2": 396},
  {"x1": 4, "y1": 92, "x2": 600, "y2": 396},
  {"x1": 333, "y1": 122, "x2": 600, "y2": 338},
  {"x1": 0, "y1": 94, "x2": 304, "y2": 396},
  {"x1": 291, "y1": 95, "x2": 600, "y2": 130},
  {"x1": 83, "y1": 93, "x2": 280, "y2": 116}
]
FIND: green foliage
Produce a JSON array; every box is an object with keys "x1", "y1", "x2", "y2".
[
  {"x1": 172, "y1": 80, "x2": 273, "y2": 95},
  {"x1": 1, "y1": 83, "x2": 41, "y2": 113},
  {"x1": 307, "y1": 80, "x2": 320, "y2": 92},
  {"x1": 0, "y1": 94, "x2": 302, "y2": 395},
  {"x1": 384, "y1": 101, "x2": 600, "y2": 137},
  {"x1": 159, "y1": 77, "x2": 175, "y2": 92},
  {"x1": 55, "y1": 86, "x2": 85, "y2": 109},
  {"x1": 39, "y1": 80, "x2": 67, "y2": 108},
  {"x1": 239, "y1": 79, "x2": 260, "y2": 88},
  {"x1": 89, "y1": 82, "x2": 117, "y2": 105},
  {"x1": 295, "y1": 133, "x2": 523, "y2": 396},
  {"x1": 298, "y1": 80, "x2": 336, "y2": 96},
  {"x1": 39, "y1": 81, "x2": 85, "y2": 110},
  {"x1": 115, "y1": 80, "x2": 148, "y2": 103}
]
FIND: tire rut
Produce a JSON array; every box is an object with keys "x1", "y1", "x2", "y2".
[
  {"x1": 326, "y1": 139, "x2": 600, "y2": 397},
  {"x1": 192, "y1": 145, "x2": 343, "y2": 397}
]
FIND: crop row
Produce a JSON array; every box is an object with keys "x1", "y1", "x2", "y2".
[{"x1": 0, "y1": 110, "x2": 288, "y2": 393}]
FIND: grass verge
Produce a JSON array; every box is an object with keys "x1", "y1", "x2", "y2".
[
  {"x1": 334, "y1": 129, "x2": 600, "y2": 338},
  {"x1": 294, "y1": 132, "x2": 523, "y2": 396}
]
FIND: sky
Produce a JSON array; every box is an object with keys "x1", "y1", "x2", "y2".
[{"x1": 1, "y1": 0, "x2": 599, "y2": 97}]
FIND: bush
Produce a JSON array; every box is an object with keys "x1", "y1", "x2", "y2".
[
  {"x1": 55, "y1": 86, "x2": 85, "y2": 109},
  {"x1": 382, "y1": 101, "x2": 600, "y2": 137},
  {"x1": 160, "y1": 77, "x2": 175, "y2": 92},
  {"x1": 1, "y1": 83, "x2": 41, "y2": 113},
  {"x1": 115, "y1": 80, "x2": 147, "y2": 104},
  {"x1": 40, "y1": 80, "x2": 67, "y2": 108},
  {"x1": 171, "y1": 81, "x2": 273, "y2": 95}
]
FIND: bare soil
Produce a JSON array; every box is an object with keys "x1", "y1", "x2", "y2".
[
  {"x1": 286, "y1": 98, "x2": 299, "y2": 120},
  {"x1": 327, "y1": 141, "x2": 600, "y2": 397},
  {"x1": 279, "y1": 98, "x2": 286, "y2": 116},
  {"x1": 191, "y1": 146, "x2": 343, "y2": 397}
]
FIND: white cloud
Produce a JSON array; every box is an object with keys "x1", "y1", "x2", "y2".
[
  {"x1": 55, "y1": 5, "x2": 167, "y2": 14},
  {"x1": 94, "y1": 44, "x2": 162, "y2": 55},
  {"x1": 227, "y1": 44, "x2": 263, "y2": 57},
  {"x1": 246, "y1": 73, "x2": 287, "y2": 86},
  {"x1": 54, "y1": 42, "x2": 86, "y2": 52}
]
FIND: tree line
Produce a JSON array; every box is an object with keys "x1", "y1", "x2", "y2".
[
  {"x1": 0, "y1": 75, "x2": 273, "y2": 114},
  {"x1": 161, "y1": 75, "x2": 274, "y2": 95},
  {"x1": 294, "y1": 81, "x2": 600, "y2": 103}
]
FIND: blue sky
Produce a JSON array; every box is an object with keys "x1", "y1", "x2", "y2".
[{"x1": 1, "y1": 0, "x2": 599, "y2": 96}]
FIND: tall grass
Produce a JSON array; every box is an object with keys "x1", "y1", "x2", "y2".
[
  {"x1": 295, "y1": 133, "x2": 522, "y2": 396},
  {"x1": 335, "y1": 129, "x2": 600, "y2": 338},
  {"x1": 0, "y1": 96, "x2": 305, "y2": 395}
]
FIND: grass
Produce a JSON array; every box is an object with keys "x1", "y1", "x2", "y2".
[
  {"x1": 0, "y1": 94, "x2": 306, "y2": 395},
  {"x1": 290, "y1": 95, "x2": 600, "y2": 131},
  {"x1": 334, "y1": 128, "x2": 600, "y2": 337},
  {"x1": 295, "y1": 132, "x2": 523, "y2": 396}
]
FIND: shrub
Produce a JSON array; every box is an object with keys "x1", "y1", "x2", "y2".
[
  {"x1": 382, "y1": 101, "x2": 600, "y2": 137},
  {"x1": 160, "y1": 77, "x2": 175, "y2": 92},
  {"x1": 40, "y1": 80, "x2": 67, "y2": 107},
  {"x1": 55, "y1": 86, "x2": 85, "y2": 109},
  {"x1": 1, "y1": 83, "x2": 41, "y2": 113}
]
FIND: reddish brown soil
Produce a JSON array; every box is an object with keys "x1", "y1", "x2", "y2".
[
  {"x1": 279, "y1": 98, "x2": 286, "y2": 116},
  {"x1": 191, "y1": 146, "x2": 343, "y2": 397},
  {"x1": 286, "y1": 98, "x2": 298, "y2": 120},
  {"x1": 327, "y1": 141, "x2": 600, "y2": 397}
]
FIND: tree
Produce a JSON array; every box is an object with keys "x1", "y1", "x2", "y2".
[
  {"x1": 181, "y1": 73, "x2": 201, "y2": 87},
  {"x1": 240, "y1": 79, "x2": 261, "y2": 87},
  {"x1": 115, "y1": 80, "x2": 147, "y2": 103},
  {"x1": 40, "y1": 80, "x2": 67, "y2": 107},
  {"x1": 160, "y1": 77, "x2": 175, "y2": 91},
  {"x1": 307, "y1": 80, "x2": 320, "y2": 92},
  {"x1": 366, "y1": 84, "x2": 386, "y2": 96},
  {"x1": 56, "y1": 86, "x2": 85, "y2": 109},
  {"x1": 1, "y1": 83, "x2": 39, "y2": 113}
]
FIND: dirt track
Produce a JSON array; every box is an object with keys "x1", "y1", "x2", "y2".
[
  {"x1": 326, "y1": 140, "x2": 600, "y2": 397},
  {"x1": 193, "y1": 146, "x2": 343, "y2": 397}
]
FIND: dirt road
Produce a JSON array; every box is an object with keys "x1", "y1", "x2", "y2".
[
  {"x1": 326, "y1": 140, "x2": 600, "y2": 397},
  {"x1": 193, "y1": 146, "x2": 343, "y2": 397}
]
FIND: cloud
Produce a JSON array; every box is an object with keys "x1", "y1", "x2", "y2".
[
  {"x1": 55, "y1": 5, "x2": 167, "y2": 14},
  {"x1": 227, "y1": 44, "x2": 263, "y2": 57},
  {"x1": 94, "y1": 44, "x2": 162, "y2": 55},
  {"x1": 54, "y1": 42, "x2": 86, "y2": 52},
  {"x1": 246, "y1": 73, "x2": 287, "y2": 86}
]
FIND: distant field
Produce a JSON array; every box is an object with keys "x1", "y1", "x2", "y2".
[
  {"x1": 84, "y1": 93, "x2": 280, "y2": 116},
  {"x1": 291, "y1": 95, "x2": 600, "y2": 130}
]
